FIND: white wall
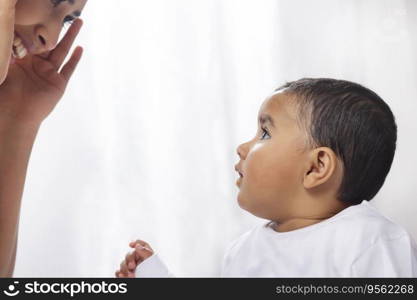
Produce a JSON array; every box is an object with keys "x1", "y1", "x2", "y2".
[{"x1": 15, "y1": 0, "x2": 417, "y2": 276}]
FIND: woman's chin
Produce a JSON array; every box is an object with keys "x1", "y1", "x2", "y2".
[{"x1": 8, "y1": 52, "x2": 15, "y2": 65}]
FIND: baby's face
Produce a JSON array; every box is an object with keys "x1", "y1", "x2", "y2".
[
  {"x1": 235, "y1": 91, "x2": 308, "y2": 220},
  {"x1": 13, "y1": 0, "x2": 87, "y2": 58}
]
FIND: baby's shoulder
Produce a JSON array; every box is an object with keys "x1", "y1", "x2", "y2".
[
  {"x1": 223, "y1": 224, "x2": 262, "y2": 257},
  {"x1": 333, "y1": 204, "x2": 409, "y2": 244}
]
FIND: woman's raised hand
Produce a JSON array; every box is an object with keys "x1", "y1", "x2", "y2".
[
  {"x1": 0, "y1": 0, "x2": 18, "y2": 84},
  {"x1": 0, "y1": 0, "x2": 17, "y2": 9},
  {"x1": 0, "y1": 18, "x2": 84, "y2": 127}
]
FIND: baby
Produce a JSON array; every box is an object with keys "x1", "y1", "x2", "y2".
[{"x1": 116, "y1": 78, "x2": 417, "y2": 277}]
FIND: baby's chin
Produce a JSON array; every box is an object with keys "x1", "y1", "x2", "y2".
[
  {"x1": 237, "y1": 192, "x2": 287, "y2": 221},
  {"x1": 236, "y1": 194, "x2": 269, "y2": 219},
  {"x1": 236, "y1": 192, "x2": 254, "y2": 214}
]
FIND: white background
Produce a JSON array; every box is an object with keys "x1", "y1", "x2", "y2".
[{"x1": 15, "y1": 0, "x2": 417, "y2": 277}]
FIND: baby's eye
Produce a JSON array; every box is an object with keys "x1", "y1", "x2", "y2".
[{"x1": 260, "y1": 128, "x2": 271, "y2": 140}]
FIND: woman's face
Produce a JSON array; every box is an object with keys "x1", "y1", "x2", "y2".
[{"x1": 13, "y1": 0, "x2": 87, "y2": 57}]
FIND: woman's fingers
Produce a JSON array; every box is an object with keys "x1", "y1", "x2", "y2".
[
  {"x1": 48, "y1": 18, "x2": 83, "y2": 69},
  {"x1": 60, "y1": 46, "x2": 83, "y2": 82}
]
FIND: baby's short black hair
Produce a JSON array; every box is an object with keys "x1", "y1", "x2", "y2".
[{"x1": 276, "y1": 78, "x2": 397, "y2": 206}]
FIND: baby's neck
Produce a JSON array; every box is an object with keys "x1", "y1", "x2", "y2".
[
  {"x1": 271, "y1": 201, "x2": 351, "y2": 233},
  {"x1": 271, "y1": 217, "x2": 328, "y2": 232}
]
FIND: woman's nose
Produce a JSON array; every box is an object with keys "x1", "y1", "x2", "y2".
[{"x1": 34, "y1": 25, "x2": 59, "y2": 52}]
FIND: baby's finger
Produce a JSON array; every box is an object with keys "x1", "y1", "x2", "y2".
[
  {"x1": 129, "y1": 240, "x2": 143, "y2": 248},
  {"x1": 131, "y1": 239, "x2": 154, "y2": 252},
  {"x1": 135, "y1": 245, "x2": 154, "y2": 261},
  {"x1": 120, "y1": 260, "x2": 129, "y2": 276},
  {"x1": 125, "y1": 252, "x2": 137, "y2": 270}
]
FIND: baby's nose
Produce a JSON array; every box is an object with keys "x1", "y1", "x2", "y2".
[
  {"x1": 236, "y1": 145, "x2": 243, "y2": 159},
  {"x1": 236, "y1": 143, "x2": 248, "y2": 159}
]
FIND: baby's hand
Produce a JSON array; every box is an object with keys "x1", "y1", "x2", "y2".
[{"x1": 115, "y1": 240, "x2": 154, "y2": 278}]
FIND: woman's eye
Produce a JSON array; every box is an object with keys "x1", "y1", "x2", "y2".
[
  {"x1": 62, "y1": 15, "x2": 76, "y2": 27},
  {"x1": 260, "y1": 128, "x2": 271, "y2": 140}
]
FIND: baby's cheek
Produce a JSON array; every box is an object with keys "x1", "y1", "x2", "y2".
[
  {"x1": 251, "y1": 153, "x2": 295, "y2": 188},
  {"x1": 241, "y1": 147, "x2": 301, "y2": 217}
]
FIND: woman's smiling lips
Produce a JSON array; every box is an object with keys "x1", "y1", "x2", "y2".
[{"x1": 14, "y1": 31, "x2": 35, "y2": 54}]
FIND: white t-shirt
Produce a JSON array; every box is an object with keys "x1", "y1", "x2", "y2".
[{"x1": 135, "y1": 200, "x2": 417, "y2": 277}]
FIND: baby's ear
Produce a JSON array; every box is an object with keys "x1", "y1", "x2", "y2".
[{"x1": 303, "y1": 147, "x2": 339, "y2": 189}]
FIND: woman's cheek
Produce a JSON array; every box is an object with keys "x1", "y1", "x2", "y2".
[
  {"x1": 15, "y1": 2, "x2": 47, "y2": 25},
  {"x1": 15, "y1": 11, "x2": 40, "y2": 25}
]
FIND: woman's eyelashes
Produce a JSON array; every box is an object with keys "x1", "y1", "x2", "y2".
[
  {"x1": 62, "y1": 15, "x2": 76, "y2": 27},
  {"x1": 260, "y1": 127, "x2": 271, "y2": 140}
]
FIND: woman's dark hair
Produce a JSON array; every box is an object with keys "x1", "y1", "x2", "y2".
[{"x1": 276, "y1": 78, "x2": 397, "y2": 206}]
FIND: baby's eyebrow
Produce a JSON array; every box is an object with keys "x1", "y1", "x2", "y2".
[{"x1": 259, "y1": 113, "x2": 275, "y2": 128}]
